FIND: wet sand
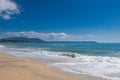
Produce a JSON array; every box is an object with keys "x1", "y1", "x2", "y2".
[{"x1": 0, "y1": 52, "x2": 81, "y2": 80}]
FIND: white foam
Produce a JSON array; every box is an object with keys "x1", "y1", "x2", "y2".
[
  {"x1": 51, "y1": 56, "x2": 120, "y2": 80},
  {"x1": 4, "y1": 47, "x2": 67, "y2": 59},
  {"x1": 0, "y1": 45, "x2": 5, "y2": 48},
  {"x1": 0, "y1": 45, "x2": 7, "y2": 51}
]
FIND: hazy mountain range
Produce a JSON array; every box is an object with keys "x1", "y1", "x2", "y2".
[{"x1": 0, "y1": 37, "x2": 98, "y2": 43}]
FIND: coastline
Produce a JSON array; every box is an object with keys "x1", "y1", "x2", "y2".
[
  {"x1": 0, "y1": 43, "x2": 110, "y2": 80},
  {"x1": 0, "y1": 51, "x2": 108, "y2": 80},
  {"x1": 0, "y1": 52, "x2": 81, "y2": 80}
]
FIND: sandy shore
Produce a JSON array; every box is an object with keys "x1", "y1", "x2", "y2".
[{"x1": 0, "y1": 52, "x2": 81, "y2": 80}]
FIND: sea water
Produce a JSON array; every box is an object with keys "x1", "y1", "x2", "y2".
[{"x1": 0, "y1": 43, "x2": 120, "y2": 80}]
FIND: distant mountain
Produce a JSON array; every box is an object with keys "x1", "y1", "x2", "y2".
[
  {"x1": 50, "y1": 41, "x2": 98, "y2": 43},
  {"x1": 0, "y1": 37, "x2": 46, "y2": 43},
  {"x1": 0, "y1": 37, "x2": 98, "y2": 43}
]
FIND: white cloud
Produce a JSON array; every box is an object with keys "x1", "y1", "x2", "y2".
[
  {"x1": 2, "y1": 14, "x2": 11, "y2": 20},
  {"x1": 0, "y1": 0, "x2": 20, "y2": 20},
  {"x1": 5, "y1": 31, "x2": 95, "y2": 41}
]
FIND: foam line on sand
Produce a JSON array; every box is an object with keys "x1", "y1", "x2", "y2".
[{"x1": 0, "y1": 52, "x2": 81, "y2": 80}]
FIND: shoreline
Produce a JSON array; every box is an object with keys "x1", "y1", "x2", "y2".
[
  {"x1": 0, "y1": 52, "x2": 107, "y2": 80},
  {"x1": 0, "y1": 43, "x2": 109, "y2": 80},
  {"x1": 0, "y1": 52, "x2": 81, "y2": 80}
]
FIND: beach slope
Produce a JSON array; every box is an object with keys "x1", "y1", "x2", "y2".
[{"x1": 0, "y1": 52, "x2": 81, "y2": 80}]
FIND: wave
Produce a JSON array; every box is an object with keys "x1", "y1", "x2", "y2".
[
  {"x1": 0, "y1": 45, "x2": 6, "y2": 48},
  {"x1": 51, "y1": 56, "x2": 120, "y2": 80}
]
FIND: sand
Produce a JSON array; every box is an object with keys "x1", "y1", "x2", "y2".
[{"x1": 0, "y1": 52, "x2": 81, "y2": 80}]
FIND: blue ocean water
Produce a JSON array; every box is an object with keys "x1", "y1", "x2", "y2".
[{"x1": 1, "y1": 42, "x2": 120, "y2": 57}]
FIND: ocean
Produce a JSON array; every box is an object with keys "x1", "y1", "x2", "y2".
[{"x1": 0, "y1": 42, "x2": 120, "y2": 80}]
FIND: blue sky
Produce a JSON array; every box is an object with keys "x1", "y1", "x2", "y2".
[{"x1": 0, "y1": 0, "x2": 120, "y2": 42}]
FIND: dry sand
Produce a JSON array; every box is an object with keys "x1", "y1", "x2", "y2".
[{"x1": 0, "y1": 52, "x2": 81, "y2": 80}]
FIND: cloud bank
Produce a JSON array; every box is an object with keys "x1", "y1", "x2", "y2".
[
  {"x1": 0, "y1": 0, "x2": 20, "y2": 20},
  {"x1": 5, "y1": 31, "x2": 95, "y2": 41}
]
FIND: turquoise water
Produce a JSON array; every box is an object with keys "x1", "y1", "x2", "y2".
[{"x1": 1, "y1": 43, "x2": 120, "y2": 57}]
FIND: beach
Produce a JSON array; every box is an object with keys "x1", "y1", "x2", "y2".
[
  {"x1": 0, "y1": 43, "x2": 119, "y2": 80},
  {"x1": 0, "y1": 52, "x2": 81, "y2": 80}
]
